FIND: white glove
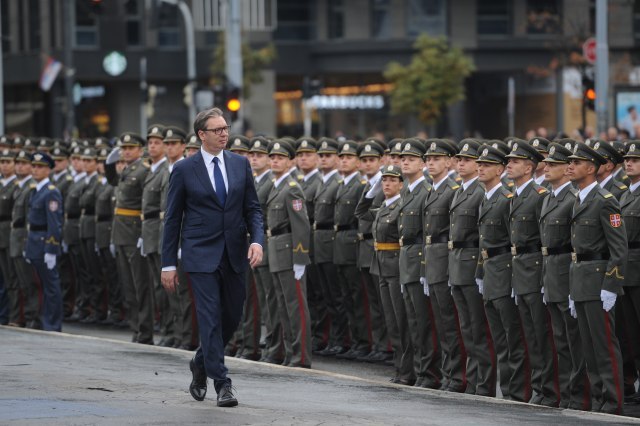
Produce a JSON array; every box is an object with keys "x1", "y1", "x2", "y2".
[
  {"x1": 44, "y1": 253, "x2": 56, "y2": 270},
  {"x1": 541, "y1": 286, "x2": 547, "y2": 305},
  {"x1": 420, "y1": 277, "x2": 429, "y2": 296},
  {"x1": 514, "y1": 294, "x2": 518, "y2": 306},
  {"x1": 366, "y1": 178, "x2": 382, "y2": 199},
  {"x1": 177, "y1": 248, "x2": 182, "y2": 260},
  {"x1": 476, "y1": 278, "x2": 484, "y2": 295},
  {"x1": 106, "y1": 147, "x2": 121, "y2": 165},
  {"x1": 109, "y1": 243, "x2": 116, "y2": 258},
  {"x1": 137, "y1": 237, "x2": 146, "y2": 257},
  {"x1": 400, "y1": 283, "x2": 404, "y2": 294},
  {"x1": 600, "y1": 289, "x2": 617, "y2": 312},
  {"x1": 293, "y1": 264, "x2": 305, "y2": 280},
  {"x1": 23, "y1": 252, "x2": 30, "y2": 264},
  {"x1": 94, "y1": 243, "x2": 99, "y2": 253},
  {"x1": 62, "y1": 242, "x2": 68, "y2": 254},
  {"x1": 569, "y1": 297, "x2": 577, "y2": 319}
]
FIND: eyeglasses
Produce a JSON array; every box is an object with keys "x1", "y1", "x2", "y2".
[{"x1": 202, "y1": 126, "x2": 231, "y2": 136}]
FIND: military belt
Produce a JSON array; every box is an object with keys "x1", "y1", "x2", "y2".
[
  {"x1": 313, "y1": 222, "x2": 334, "y2": 231},
  {"x1": 571, "y1": 252, "x2": 610, "y2": 263},
  {"x1": 81, "y1": 208, "x2": 95, "y2": 216},
  {"x1": 267, "y1": 226, "x2": 291, "y2": 237},
  {"x1": 334, "y1": 224, "x2": 358, "y2": 232},
  {"x1": 481, "y1": 245, "x2": 511, "y2": 260},
  {"x1": 541, "y1": 244, "x2": 573, "y2": 256},
  {"x1": 399, "y1": 236, "x2": 423, "y2": 247},
  {"x1": 510, "y1": 243, "x2": 541, "y2": 255},
  {"x1": 628, "y1": 241, "x2": 640, "y2": 249},
  {"x1": 11, "y1": 218, "x2": 25, "y2": 228},
  {"x1": 425, "y1": 234, "x2": 448, "y2": 245},
  {"x1": 115, "y1": 207, "x2": 142, "y2": 217},
  {"x1": 447, "y1": 240, "x2": 479, "y2": 250},
  {"x1": 96, "y1": 215, "x2": 113, "y2": 222},
  {"x1": 357, "y1": 232, "x2": 373, "y2": 241},
  {"x1": 374, "y1": 241, "x2": 401, "y2": 251},
  {"x1": 28, "y1": 224, "x2": 46, "y2": 232},
  {"x1": 141, "y1": 210, "x2": 161, "y2": 220},
  {"x1": 0, "y1": 215, "x2": 11, "y2": 221},
  {"x1": 65, "y1": 213, "x2": 80, "y2": 220}
]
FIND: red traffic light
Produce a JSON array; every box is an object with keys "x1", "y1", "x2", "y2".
[{"x1": 585, "y1": 88, "x2": 596, "y2": 101}]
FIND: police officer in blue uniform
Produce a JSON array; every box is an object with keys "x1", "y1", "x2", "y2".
[{"x1": 25, "y1": 152, "x2": 63, "y2": 331}]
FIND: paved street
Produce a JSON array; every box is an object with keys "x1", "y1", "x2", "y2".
[{"x1": 1, "y1": 326, "x2": 637, "y2": 425}]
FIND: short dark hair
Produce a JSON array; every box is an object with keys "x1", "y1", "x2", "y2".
[
  {"x1": 193, "y1": 108, "x2": 224, "y2": 135},
  {"x1": 628, "y1": 105, "x2": 637, "y2": 113}
]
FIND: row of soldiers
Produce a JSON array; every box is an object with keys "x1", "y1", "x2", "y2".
[{"x1": 230, "y1": 133, "x2": 638, "y2": 416}]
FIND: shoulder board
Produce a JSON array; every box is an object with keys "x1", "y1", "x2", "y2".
[
  {"x1": 66, "y1": 175, "x2": 72, "y2": 181},
  {"x1": 360, "y1": 179, "x2": 367, "y2": 185},
  {"x1": 141, "y1": 162, "x2": 150, "y2": 168},
  {"x1": 271, "y1": 178, "x2": 276, "y2": 183},
  {"x1": 455, "y1": 177, "x2": 462, "y2": 183},
  {"x1": 289, "y1": 181, "x2": 297, "y2": 187},
  {"x1": 338, "y1": 179, "x2": 344, "y2": 184},
  {"x1": 507, "y1": 181, "x2": 514, "y2": 187},
  {"x1": 29, "y1": 183, "x2": 36, "y2": 189},
  {"x1": 48, "y1": 184, "x2": 56, "y2": 190},
  {"x1": 451, "y1": 184, "x2": 460, "y2": 190},
  {"x1": 617, "y1": 183, "x2": 628, "y2": 190},
  {"x1": 252, "y1": 172, "x2": 257, "y2": 177},
  {"x1": 537, "y1": 187, "x2": 548, "y2": 194},
  {"x1": 603, "y1": 193, "x2": 613, "y2": 199},
  {"x1": 505, "y1": 192, "x2": 513, "y2": 198},
  {"x1": 297, "y1": 174, "x2": 304, "y2": 181}
]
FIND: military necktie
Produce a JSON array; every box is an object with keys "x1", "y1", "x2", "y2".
[{"x1": 213, "y1": 157, "x2": 226, "y2": 206}]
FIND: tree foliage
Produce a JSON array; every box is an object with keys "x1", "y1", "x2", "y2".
[
  {"x1": 384, "y1": 34, "x2": 474, "y2": 124},
  {"x1": 209, "y1": 34, "x2": 277, "y2": 99}
]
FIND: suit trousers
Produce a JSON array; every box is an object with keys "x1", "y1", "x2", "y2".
[
  {"x1": 336, "y1": 264, "x2": 369, "y2": 351},
  {"x1": 271, "y1": 270, "x2": 312, "y2": 367},
  {"x1": 575, "y1": 300, "x2": 624, "y2": 415},
  {"x1": 190, "y1": 250, "x2": 246, "y2": 393},
  {"x1": 13, "y1": 256, "x2": 39, "y2": 324},
  {"x1": 451, "y1": 284, "x2": 496, "y2": 396},
  {"x1": 31, "y1": 258, "x2": 62, "y2": 331},
  {"x1": 116, "y1": 244, "x2": 153, "y2": 343},
  {"x1": 484, "y1": 295, "x2": 531, "y2": 402},
  {"x1": 379, "y1": 274, "x2": 415, "y2": 382},
  {"x1": 403, "y1": 281, "x2": 442, "y2": 387},
  {"x1": 255, "y1": 264, "x2": 284, "y2": 361},
  {"x1": 0, "y1": 247, "x2": 19, "y2": 324},
  {"x1": 429, "y1": 281, "x2": 467, "y2": 391},
  {"x1": 517, "y1": 291, "x2": 560, "y2": 405},
  {"x1": 316, "y1": 262, "x2": 349, "y2": 347},
  {"x1": 362, "y1": 270, "x2": 387, "y2": 352},
  {"x1": 616, "y1": 287, "x2": 640, "y2": 396}
]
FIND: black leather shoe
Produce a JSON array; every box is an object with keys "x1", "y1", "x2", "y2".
[
  {"x1": 158, "y1": 337, "x2": 176, "y2": 348},
  {"x1": 238, "y1": 353, "x2": 261, "y2": 361},
  {"x1": 530, "y1": 393, "x2": 544, "y2": 405},
  {"x1": 337, "y1": 348, "x2": 369, "y2": 360},
  {"x1": 189, "y1": 359, "x2": 207, "y2": 401},
  {"x1": 217, "y1": 384, "x2": 238, "y2": 407}
]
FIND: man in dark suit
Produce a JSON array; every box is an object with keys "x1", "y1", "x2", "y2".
[{"x1": 161, "y1": 107, "x2": 263, "y2": 408}]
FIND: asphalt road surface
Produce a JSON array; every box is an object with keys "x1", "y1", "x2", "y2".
[{"x1": 1, "y1": 326, "x2": 638, "y2": 425}]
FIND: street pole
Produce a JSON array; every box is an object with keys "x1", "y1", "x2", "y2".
[
  {"x1": 0, "y1": 3, "x2": 5, "y2": 134},
  {"x1": 225, "y1": 0, "x2": 243, "y2": 134},
  {"x1": 63, "y1": 0, "x2": 75, "y2": 139},
  {"x1": 595, "y1": 0, "x2": 608, "y2": 134},
  {"x1": 507, "y1": 77, "x2": 515, "y2": 136},
  {"x1": 140, "y1": 57, "x2": 147, "y2": 135}
]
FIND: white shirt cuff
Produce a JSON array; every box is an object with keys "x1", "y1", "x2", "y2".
[{"x1": 162, "y1": 266, "x2": 176, "y2": 272}]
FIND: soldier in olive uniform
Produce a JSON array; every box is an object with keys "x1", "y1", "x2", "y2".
[
  {"x1": 620, "y1": 142, "x2": 640, "y2": 402},
  {"x1": 10, "y1": 151, "x2": 38, "y2": 327},
  {"x1": 449, "y1": 139, "x2": 496, "y2": 396},
  {"x1": 593, "y1": 140, "x2": 628, "y2": 201},
  {"x1": 398, "y1": 138, "x2": 442, "y2": 388},
  {"x1": 0, "y1": 149, "x2": 18, "y2": 325},
  {"x1": 334, "y1": 140, "x2": 370, "y2": 360},
  {"x1": 423, "y1": 139, "x2": 467, "y2": 393},
  {"x1": 266, "y1": 140, "x2": 312, "y2": 368},
  {"x1": 313, "y1": 138, "x2": 350, "y2": 356},
  {"x1": 95, "y1": 147, "x2": 124, "y2": 326},
  {"x1": 354, "y1": 139, "x2": 389, "y2": 363},
  {"x1": 476, "y1": 146, "x2": 531, "y2": 402},
  {"x1": 78, "y1": 148, "x2": 107, "y2": 322},
  {"x1": 142, "y1": 125, "x2": 172, "y2": 345},
  {"x1": 249, "y1": 137, "x2": 283, "y2": 362},
  {"x1": 506, "y1": 141, "x2": 560, "y2": 406},
  {"x1": 567, "y1": 142, "x2": 627, "y2": 415},
  {"x1": 371, "y1": 165, "x2": 413, "y2": 384},
  {"x1": 539, "y1": 143, "x2": 589, "y2": 409},
  {"x1": 529, "y1": 137, "x2": 551, "y2": 188},
  {"x1": 105, "y1": 133, "x2": 154, "y2": 345}
]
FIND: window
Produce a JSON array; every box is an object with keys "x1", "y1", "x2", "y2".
[
  {"x1": 157, "y1": 2, "x2": 181, "y2": 47},
  {"x1": 327, "y1": 0, "x2": 344, "y2": 39},
  {"x1": 371, "y1": 0, "x2": 391, "y2": 39},
  {"x1": 1, "y1": 0, "x2": 9, "y2": 52},
  {"x1": 125, "y1": 0, "x2": 142, "y2": 47},
  {"x1": 274, "y1": 0, "x2": 314, "y2": 40},
  {"x1": 633, "y1": 1, "x2": 640, "y2": 40},
  {"x1": 406, "y1": 0, "x2": 446, "y2": 37},
  {"x1": 75, "y1": 0, "x2": 99, "y2": 47},
  {"x1": 477, "y1": 0, "x2": 510, "y2": 36},
  {"x1": 526, "y1": 0, "x2": 561, "y2": 35},
  {"x1": 29, "y1": 0, "x2": 40, "y2": 50}
]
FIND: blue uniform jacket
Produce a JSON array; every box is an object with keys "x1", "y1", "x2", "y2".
[{"x1": 25, "y1": 180, "x2": 63, "y2": 259}]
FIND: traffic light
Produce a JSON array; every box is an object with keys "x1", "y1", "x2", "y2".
[
  {"x1": 183, "y1": 84, "x2": 193, "y2": 108},
  {"x1": 303, "y1": 77, "x2": 322, "y2": 99},
  {"x1": 226, "y1": 86, "x2": 241, "y2": 121},
  {"x1": 583, "y1": 75, "x2": 595, "y2": 111}
]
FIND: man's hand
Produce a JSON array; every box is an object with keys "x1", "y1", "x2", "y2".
[
  {"x1": 247, "y1": 243, "x2": 263, "y2": 268},
  {"x1": 161, "y1": 270, "x2": 179, "y2": 293}
]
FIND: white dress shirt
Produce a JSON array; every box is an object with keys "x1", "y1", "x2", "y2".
[
  {"x1": 578, "y1": 181, "x2": 598, "y2": 204},
  {"x1": 385, "y1": 194, "x2": 401, "y2": 207},
  {"x1": 462, "y1": 176, "x2": 479, "y2": 192},
  {"x1": 200, "y1": 148, "x2": 228, "y2": 194},
  {"x1": 515, "y1": 178, "x2": 534, "y2": 196},
  {"x1": 408, "y1": 175, "x2": 426, "y2": 193},
  {"x1": 36, "y1": 177, "x2": 50, "y2": 192},
  {"x1": 150, "y1": 157, "x2": 167, "y2": 173}
]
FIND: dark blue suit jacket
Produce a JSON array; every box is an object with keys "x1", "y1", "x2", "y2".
[{"x1": 161, "y1": 150, "x2": 263, "y2": 273}]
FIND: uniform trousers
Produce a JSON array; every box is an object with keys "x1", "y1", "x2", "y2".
[
  {"x1": 307, "y1": 262, "x2": 330, "y2": 350},
  {"x1": 173, "y1": 263, "x2": 198, "y2": 347},
  {"x1": 147, "y1": 251, "x2": 172, "y2": 338},
  {"x1": 316, "y1": 261, "x2": 349, "y2": 347},
  {"x1": 237, "y1": 271, "x2": 261, "y2": 358},
  {"x1": 451, "y1": 284, "x2": 496, "y2": 396},
  {"x1": 575, "y1": 300, "x2": 624, "y2": 415},
  {"x1": 13, "y1": 256, "x2": 39, "y2": 325},
  {"x1": 116, "y1": 244, "x2": 153, "y2": 343},
  {"x1": 68, "y1": 242, "x2": 91, "y2": 316},
  {"x1": 616, "y1": 287, "x2": 640, "y2": 397},
  {"x1": 362, "y1": 269, "x2": 387, "y2": 352},
  {"x1": 30, "y1": 258, "x2": 62, "y2": 331},
  {"x1": 255, "y1": 264, "x2": 284, "y2": 361},
  {"x1": 97, "y1": 247, "x2": 124, "y2": 321},
  {"x1": 81, "y1": 237, "x2": 107, "y2": 318},
  {"x1": 336, "y1": 264, "x2": 369, "y2": 351},
  {"x1": 0, "y1": 247, "x2": 19, "y2": 324}
]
